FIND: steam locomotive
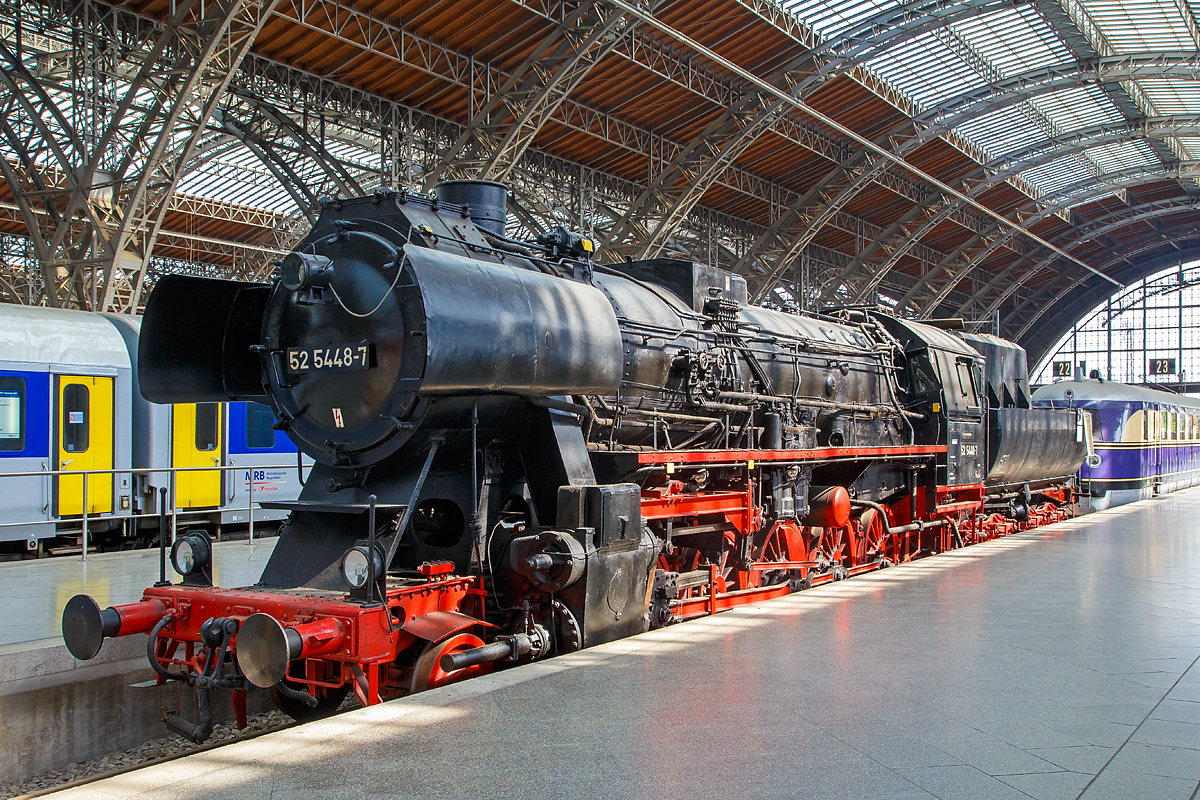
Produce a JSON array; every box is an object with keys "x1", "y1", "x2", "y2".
[{"x1": 62, "y1": 181, "x2": 1087, "y2": 741}]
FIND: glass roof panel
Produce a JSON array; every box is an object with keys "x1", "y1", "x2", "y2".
[
  {"x1": 785, "y1": 0, "x2": 1200, "y2": 207},
  {"x1": 1086, "y1": 139, "x2": 1164, "y2": 174},
  {"x1": 1136, "y1": 80, "x2": 1200, "y2": 115},
  {"x1": 863, "y1": 31, "x2": 987, "y2": 109},
  {"x1": 781, "y1": 0, "x2": 897, "y2": 40},
  {"x1": 1076, "y1": 0, "x2": 1197, "y2": 52},
  {"x1": 955, "y1": 106, "x2": 1050, "y2": 162},
  {"x1": 1018, "y1": 157, "x2": 1099, "y2": 198},
  {"x1": 1176, "y1": 137, "x2": 1200, "y2": 160},
  {"x1": 1028, "y1": 85, "x2": 1130, "y2": 138},
  {"x1": 948, "y1": 5, "x2": 1071, "y2": 77}
]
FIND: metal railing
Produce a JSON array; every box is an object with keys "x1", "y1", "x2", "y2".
[{"x1": 0, "y1": 462, "x2": 306, "y2": 560}]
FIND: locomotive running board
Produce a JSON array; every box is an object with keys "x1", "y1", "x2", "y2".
[{"x1": 636, "y1": 444, "x2": 946, "y2": 465}]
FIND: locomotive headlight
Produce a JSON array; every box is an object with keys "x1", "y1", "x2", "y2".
[
  {"x1": 171, "y1": 531, "x2": 212, "y2": 576},
  {"x1": 280, "y1": 252, "x2": 333, "y2": 291},
  {"x1": 340, "y1": 544, "x2": 385, "y2": 589}
]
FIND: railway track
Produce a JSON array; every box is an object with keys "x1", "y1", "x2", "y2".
[{"x1": 2, "y1": 710, "x2": 298, "y2": 799}]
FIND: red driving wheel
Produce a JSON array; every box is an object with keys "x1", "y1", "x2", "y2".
[
  {"x1": 857, "y1": 508, "x2": 889, "y2": 565},
  {"x1": 410, "y1": 632, "x2": 493, "y2": 693}
]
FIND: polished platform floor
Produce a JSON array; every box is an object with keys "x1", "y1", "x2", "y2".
[
  {"x1": 0, "y1": 539, "x2": 276, "y2": 646},
  {"x1": 55, "y1": 491, "x2": 1200, "y2": 800}
]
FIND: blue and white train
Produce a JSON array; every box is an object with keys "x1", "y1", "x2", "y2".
[
  {"x1": 1033, "y1": 379, "x2": 1200, "y2": 510},
  {"x1": 0, "y1": 304, "x2": 307, "y2": 556}
]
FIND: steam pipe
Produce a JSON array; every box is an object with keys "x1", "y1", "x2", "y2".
[{"x1": 439, "y1": 632, "x2": 541, "y2": 672}]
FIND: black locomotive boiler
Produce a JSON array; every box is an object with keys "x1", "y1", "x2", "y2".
[{"x1": 62, "y1": 181, "x2": 1088, "y2": 741}]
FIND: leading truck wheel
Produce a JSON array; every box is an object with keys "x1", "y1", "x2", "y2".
[{"x1": 269, "y1": 680, "x2": 350, "y2": 723}]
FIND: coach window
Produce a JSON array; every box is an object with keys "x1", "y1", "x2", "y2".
[
  {"x1": 194, "y1": 403, "x2": 219, "y2": 452},
  {"x1": 1087, "y1": 409, "x2": 1102, "y2": 442},
  {"x1": 245, "y1": 403, "x2": 276, "y2": 450},
  {"x1": 63, "y1": 384, "x2": 89, "y2": 453},
  {"x1": 0, "y1": 376, "x2": 25, "y2": 452}
]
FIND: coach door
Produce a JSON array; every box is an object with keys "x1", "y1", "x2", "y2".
[
  {"x1": 173, "y1": 403, "x2": 223, "y2": 509},
  {"x1": 54, "y1": 375, "x2": 114, "y2": 517},
  {"x1": 1151, "y1": 408, "x2": 1164, "y2": 487}
]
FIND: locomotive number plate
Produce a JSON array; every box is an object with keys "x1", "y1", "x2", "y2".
[{"x1": 286, "y1": 342, "x2": 372, "y2": 374}]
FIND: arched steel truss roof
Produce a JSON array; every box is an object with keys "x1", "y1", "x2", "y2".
[{"x1": 0, "y1": 0, "x2": 1198, "y2": 351}]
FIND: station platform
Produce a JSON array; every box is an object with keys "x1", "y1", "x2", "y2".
[
  {"x1": 0, "y1": 539, "x2": 280, "y2": 783},
  {"x1": 0, "y1": 538, "x2": 277, "y2": 646},
  {"x1": 49, "y1": 491, "x2": 1200, "y2": 800}
]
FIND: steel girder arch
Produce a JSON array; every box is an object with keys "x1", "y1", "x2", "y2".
[
  {"x1": 1010, "y1": 219, "x2": 1200, "y2": 319},
  {"x1": 602, "y1": 0, "x2": 1017, "y2": 262},
  {"x1": 841, "y1": 195, "x2": 954, "y2": 305},
  {"x1": 868, "y1": 115, "x2": 1200, "y2": 307},
  {"x1": 1014, "y1": 239, "x2": 1200, "y2": 366},
  {"x1": 856, "y1": 115, "x2": 1200, "y2": 304},
  {"x1": 0, "y1": 39, "x2": 121, "y2": 307},
  {"x1": 258, "y1": 0, "x2": 830, "y2": 249},
  {"x1": 96, "y1": 0, "x2": 284, "y2": 312},
  {"x1": 960, "y1": 196, "x2": 1200, "y2": 323},
  {"x1": 215, "y1": 115, "x2": 327, "y2": 222},
  {"x1": 1000, "y1": 214, "x2": 1200, "y2": 338},
  {"x1": 779, "y1": 0, "x2": 1016, "y2": 89},
  {"x1": 892, "y1": 161, "x2": 1200, "y2": 317},
  {"x1": 0, "y1": 0, "x2": 282, "y2": 310},
  {"x1": 939, "y1": 163, "x2": 1200, "y2": 318},
  {"x1": 744, "y1": 53, "x2": 1200, "y2": 306},
  {"x1": 215, "y1": 99, "x2": 367, "y2": 214},
  {"x1": 602, "y1": 89, "x2": 807, "y2": 260},
  {"x1": 628, "y1": 0, "x2": 1022, "y2": 257},
  {"x1": 1008, "y1": 235, "x2": 1200, "y2": 347},
  {"x1": 423, "y1": 0, "x2": 636, "y2": 189},
  {"x1": 0, "y1": 149, "x2": 68, "y2": 308}
]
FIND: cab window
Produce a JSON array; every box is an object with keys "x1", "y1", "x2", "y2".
[
  {"x1": 906, "y1": 351, "x2": 939, "y2": 395},
  {"x1": 955, "y1": 359, "x2": 980, "y2": 408}
]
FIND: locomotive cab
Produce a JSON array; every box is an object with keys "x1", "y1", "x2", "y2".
[{"x1": 873, "y1": 315, "x2": 987, "y2": 486}]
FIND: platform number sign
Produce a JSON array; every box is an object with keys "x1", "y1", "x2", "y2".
[
  {"x1": 1052, "y1": 361, "x2": 1073, "y2": 378},
  {"x1": 1149, "y1": 357, "x2": 1177, "y2": 376}
]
